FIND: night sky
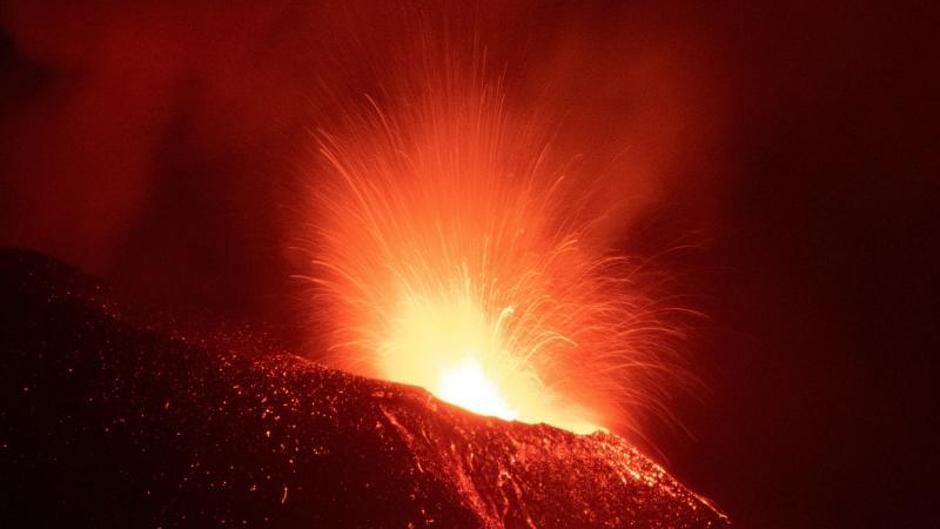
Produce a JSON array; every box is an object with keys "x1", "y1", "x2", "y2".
[{"x1": 2, "y1": 2, "x2": 937, "y2": 528}]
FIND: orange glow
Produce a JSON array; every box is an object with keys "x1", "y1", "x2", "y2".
[
  {"x1": 437, "y1": 357, "x2": 517, "y2": 421},
  {"x1": 305, "y1": 50, "x2": 678, "y2": 436}
]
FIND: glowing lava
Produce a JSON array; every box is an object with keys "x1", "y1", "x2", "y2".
[
  {"x1": 304, "y1": 48, "x2": 679, "y2": 437},
  {"x1": 438, "y1": 357, "x2": 516, "y2": 421},
  {"x1": 379, "y1": 279, "x2": 522, "y2": 421}
]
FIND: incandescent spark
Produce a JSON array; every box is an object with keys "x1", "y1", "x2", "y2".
[{"x1": 303, "y1": 46, "x2": 683, "y2": 437}]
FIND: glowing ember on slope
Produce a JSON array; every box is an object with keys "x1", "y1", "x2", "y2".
[
  {"x1": 0, "y1": 246, "x2": 730, "y2": 527},
  {"x1": 305, "y1": 47, "x2": 681, "y2": 437}
]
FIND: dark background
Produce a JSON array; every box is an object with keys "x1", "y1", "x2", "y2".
[{"x1": 1, "y1": 2, "x2": 937, "y2": 528}]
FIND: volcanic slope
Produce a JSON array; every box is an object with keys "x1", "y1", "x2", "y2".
[{"x1": 0, "y1": 249, "x2": 729, "y2": 528}]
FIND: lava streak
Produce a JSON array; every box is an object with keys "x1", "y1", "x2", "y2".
[{"x1": 304, "y1": 49, "x2": 679, "y2": 436}]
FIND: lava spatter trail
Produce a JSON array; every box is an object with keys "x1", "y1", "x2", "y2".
[{"x1": 303, "y1": 36, "x2": 687, "y2": 436}]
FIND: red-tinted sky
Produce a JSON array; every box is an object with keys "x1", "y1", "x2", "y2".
[{"x1": 2, "y1": 2, "x2": 937, "y2": 528}]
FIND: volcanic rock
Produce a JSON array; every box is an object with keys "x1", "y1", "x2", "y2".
[{"x1": 0, "y1": 249, "x2": 729, "y2": 528}]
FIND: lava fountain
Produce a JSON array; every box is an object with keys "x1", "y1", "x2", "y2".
[{"x1": 304, "y1": 46, "x2": 682, "y2": 436}]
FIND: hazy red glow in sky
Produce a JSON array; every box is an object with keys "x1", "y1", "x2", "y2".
[
  {"x1": 1, "y1": 2, "x2": 936, "y2": 528},
  {"x1": 1, "y1": 1, "x2": 727, "y2": 282}
]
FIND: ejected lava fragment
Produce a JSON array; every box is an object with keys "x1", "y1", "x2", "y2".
[{"x1": 0, "y1": 249, "x2": 729, "y2": 528}]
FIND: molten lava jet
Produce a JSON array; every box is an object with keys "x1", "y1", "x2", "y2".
[{"x1": 305, "y1": 50, "x2": 682, "y2": 437}]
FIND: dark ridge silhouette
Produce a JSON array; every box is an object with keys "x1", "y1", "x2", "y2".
[{"x1": 0, "y1": 249, "x2": 727, "y2": 528}]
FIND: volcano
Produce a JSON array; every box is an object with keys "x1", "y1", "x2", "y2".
[{"x1": 0, "y1": 249, "x2": 728, "y2": 528}]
